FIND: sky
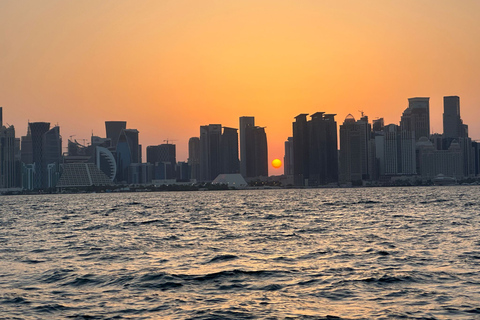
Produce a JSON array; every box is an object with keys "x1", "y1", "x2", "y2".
[{"x1": 1, "y1": 0, "x2": 480, "y2": 175}]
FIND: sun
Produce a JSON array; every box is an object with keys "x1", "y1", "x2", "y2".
[{"x1": 271, "y1": 158, "x2": 282, "y2": 169}]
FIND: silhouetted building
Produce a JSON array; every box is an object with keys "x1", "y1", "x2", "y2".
[
  {"x1": 284, "y1": 137, "x2": 294, "y2": 176},
  {"x1": 244, "y1": 125, "x2": 268, "y2": 178},
  {"x1": 239, "y1": 116, "x2": 255, "y2": 177},
  {"x1": 308, "y1": 113, "x2": 338, "y2": 185},
  {"x1": 293, "y1": 112, "x2": 338, "y2": 186},
  {"x1": 221, "y1": 127, "x2": 240, "y2": 174},
  {"x1": 0, "y1": 124, "x2": 16, "y2": 188},
  {"x1": 42, "y1": 126, "x2": 62, "y2": 188},
  {"x1": 416, "y1": 137, "x2": 463, "y2": 181},
  {"x1": 200, "y1": 124, "x2": 222, "y2": 181},
  {"x1": 443, "y1": 96, "x2": 466, "y2": 141},
  {"x1": 188, "y1": 137, "x2": 200, "y2": 181},
  {"x1": 105, "y1": 121, "x2": 127, "y2": 150},
  {"x1": 339, "y1": 114, "x2": 372, "y2": 184},
  {"x1": 29, "y1": 122, "x2": 51, "y2": 189},
  {"x1": 400, "y1": 97, "x2": 430, "y2": 141},
  {"x1": 372, "y1": 118, "x2": 384, "y2": 132},
  {"x1": 115, "y1": 129, "x2": 139, "y2": 183},
  {"x1": 146, "y1": 143, "x2": 176, "y2": 179}
]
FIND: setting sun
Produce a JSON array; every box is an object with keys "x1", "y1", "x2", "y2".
[{"x1": 272, "y1": 158, "x2": 282, "y2": 169}]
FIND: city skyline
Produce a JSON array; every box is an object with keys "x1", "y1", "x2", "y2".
[{"x1": 2, "y1": 1, "x2": 480, "y2": 175}]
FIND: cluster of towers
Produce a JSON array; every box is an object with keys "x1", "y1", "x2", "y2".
[
  {"x1": 0, "y1": 96, "x2": 478, "y2": 191},
  {"x1": 284, "y1": 96, "x2": 478, "y2": 186}
]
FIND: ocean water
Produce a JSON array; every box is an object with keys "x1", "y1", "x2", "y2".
[{"x1": 1, "y1": 186, "x2": 480, "y2": 319}]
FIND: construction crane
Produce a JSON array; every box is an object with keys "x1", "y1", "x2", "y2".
[{"x1": 163, "y1": 139, "x2": 177, "y2": 144}]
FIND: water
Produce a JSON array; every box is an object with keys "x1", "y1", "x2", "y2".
[{"x1": 1, "y1": 186, "x2": 480, "y2": 319}]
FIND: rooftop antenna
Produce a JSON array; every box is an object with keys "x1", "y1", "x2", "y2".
[{"x1": 358, "y1": 110, "x2": 364, "y2": 117}]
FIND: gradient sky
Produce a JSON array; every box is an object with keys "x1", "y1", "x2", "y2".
[{"x1": 1, "y1": 0, "x2": 480, "y2": 175}]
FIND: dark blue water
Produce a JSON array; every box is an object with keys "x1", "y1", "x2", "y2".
[{"x1": 1, "y1": 187, "x2": 480, "y2": 319}]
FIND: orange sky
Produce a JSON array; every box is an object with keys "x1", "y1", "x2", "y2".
[{"x1": 1, "y1": 0, "x2": 480, "y2": 175}]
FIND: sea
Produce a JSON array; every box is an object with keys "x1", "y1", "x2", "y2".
[{"x1": 1, "y1": 186, "x2": 480, "y2": 320}]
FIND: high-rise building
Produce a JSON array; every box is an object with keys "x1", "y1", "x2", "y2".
[
  {"x1": 200, "y1": 124, "x2": 222, "y2": 181},
  {"x1": 400, "y1": 97, "x2": 430, "y2": 141},
  {"x1": 284, "y1": 137, "x2": 294, "y2": 176},
  {"x1": 293, "y1": 114, "x2": 309, "y2": 186},
  {"x1": 239, "y1": 116, "x2": 255, "y2": 177},
  {"x1": 0, "y1": 123, "x2": 16, "y2": 189},
  {"x1": 29, "y1": 122, "x2": 51, "y2": 189},
  {"x1": 105, "y1": 121, "x2": 127, "y2": 149},
  {"x1": 42, "y1": 126, "x2": 62, "y2": 188},
  {"x1": 244, "y1": 125, "x2": 268, "y2": 178},
  {"x1": 293, "y1": 112, "x2": 338, "y2": 186},
  {"x1": 308, "y1": 113, "x2": 338, "y2": 186},
  {"x1": 115, "y1": 128, "x2": 139, "y2": 183},
  {"x1": 221, "y1": 127, "x2": 240, "y2": 174},
  {"x1": 146, "y1": 143, "x2": 176, "y2": 179},
  {"x1": 443, "y1": 96, "x2": 466, "y2": 140},
  {"x1": 188, "y1": 137, "x2": 200, "y2": 181}
]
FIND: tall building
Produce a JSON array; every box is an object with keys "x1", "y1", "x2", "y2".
[
  {"x1": 221, "y1": 127, "x2": 240, "y2": 174},
  {"x1": 199, "y1": 124, "x2": 222, "y2": 181},
  {"x1": 244, "y1": 125, "x2": 268, "y2": 178},
  {"x1": 188, "y1": 137, "x2": 200, "y2": 181},
  {"x1": 146, "y1": 143, "x2": 176, "y2": 179},
  {"x1": 29, "y1": 122, "x2": 51, "y2": 189},
  {"x1": 42, "y1": 126, "x2": 62, "y2": 188},
  {"x1": 105, "y1": 121, "x2": 127, "y2": 149},
  {"x1": 293, "y1": 112, "x2": 338, "y2": 186},
  {"x1": 0, "y1": 123, "x2": 16, "y2": 189},
  {"x1": 340, "y1": 114, "x2": 367, "y2": 184},
  {"x1": 284, "y1": 137, "x2": 294, "y2": 176},
  {"x1": 400, "y1": 97, "x2": 430, "y2": 141},
  {"x1": 293, "y1": 114, "x2": 309, "y2": 186},
  {"x1": 239, "y1": 116, "x2": 255, "y2": 177},
  {"x1": 443, "y1": 96, "x2": 466, "y2": 141},
  {"x1": 115, "y1": 129, "x2": 139, "y2": 183}
]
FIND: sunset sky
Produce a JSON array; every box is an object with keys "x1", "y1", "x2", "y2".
[{"x1": 1, "y1": 0, "x2": 480, "y2": 175}]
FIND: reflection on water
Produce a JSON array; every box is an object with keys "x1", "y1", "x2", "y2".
[{"x1": 1, "y1": 186, "x2": 480, "y2": 319}]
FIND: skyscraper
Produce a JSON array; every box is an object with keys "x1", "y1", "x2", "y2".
[
  {"x1": 293, "y1": 112, "x2": 338, "y2": 186},
  {"x1": 284, "y1": 137, "x2": 294, "y2": 176},
  {"x1": 239, "y1": 116, "x2": 255, "y2": 177},
  {"x1": 443, "y1": 96, "x2": 467, "y2": 142},
  {"x1": 400, "y1": 97, "x2": 430, "y2": 141},
  {"x1": 42, "y1": 126, "x2": 62, "y2": 188},
  {"x1": 0, "y1": 122, "x2": 16, "y2": 189},
  {"x1": 105, "y1": 121, "x2": 127, "y2": 149},
  {"x1": 29, "y1": 122, "x2": 51, "y2": 189},
  {"x1": 146, "y1": 143, "x2": 176, "y2": 179},
  {"x1": 221, "y1": 127, "x2": 240, "y2": 174},
  {"x1": 199, "y1": 124, "x2": 222, "y2": 181},
  {"x1": 188, "y1": 137, "x2": 200, "y2": 181}
]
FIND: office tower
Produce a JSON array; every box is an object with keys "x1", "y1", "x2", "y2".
[
  {"x1": 244, "y1": 125, "x2": 268, "y2": 178},
  {"x1": 443, "y1": 96, "x2": 466, "y2": 140},
  {"x1": 400, "y1": 97, "x2": 430, "y2": 141},
  {"x1": 284, "y1": 137, "x2": 294, "y2": 176},
  {"x1": 146, "y1": 143, "x2": 176, "y2": 179},
  {"x1": 308, "y1": 113, "x2": 338, "y2": 185},
  {"x1": 200, "y1": 124, "x2": 222, "y2": 181},
  {"x1": 105, "y1": 121, "x2": 127, "y2": 149},
  {"x1": 188, "y1": 137, "x2": 200, "y2": 181},
  {"x1": 0, "y1": 124, "x2": 16, "y2": 188},
  {"x1": 29, "y1": 122, "x2": 51, "y2": 189},
  {"x1": 42, "y1": 126, "x2": 62, "y2": 188},
  {"x1": 221, "y1": 127, "x2": 240, "y2": 174},
  {"x1": 340, "y1": 114, "x2": 372, "y2": 184},
  {"x1": 293, "y1": 114, "x2": 309, "y2": 186},
  {"x1": 115, "y1": 129, "x2": 139, "y2": 183},
  {"x1": 239, "y1": 116, "x2": 255, "y2": 177},
  {"x1": 375, "y1": 124, "x2": 416, "y2": 176},
  {"x1": 292, "y1": 112, "x2": 338, "y2": 186}
]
